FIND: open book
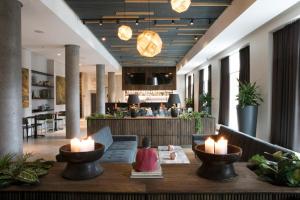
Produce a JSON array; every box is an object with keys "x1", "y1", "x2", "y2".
[{"x1": 130, "y1": 164, "x2": 163, "y2": 179}]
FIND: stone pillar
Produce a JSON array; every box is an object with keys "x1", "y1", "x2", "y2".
[
  {"x1": 65, "y1": 45, "x2": 80, "y2": 139},
  {"x1": 96, "y1": 64, "x2": 105, "y2": 114},
  {"x1": 0, "y1": 0, "x2": 22, "y2": 156},
  {"x1": 108, "y1": 72, "x2": 116, "y2": 102}
]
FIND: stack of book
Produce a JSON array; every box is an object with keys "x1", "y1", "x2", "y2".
[{"x1": 130, "y1": 165, "x2": 163, "y2": 179}]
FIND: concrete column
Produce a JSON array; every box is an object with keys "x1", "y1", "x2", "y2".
[
  {"x1": 96, "y1": 64, "x2": 105, "y2": 114},
  {"x1": 0, "y1": 0, "x2": 22, "y2": 156},
  {"x1": 65, "y1": 45, "x2": 80, "y2": 139},
  {"x1": 108, "y1": 72, "x2": 116, "y2": 102}
]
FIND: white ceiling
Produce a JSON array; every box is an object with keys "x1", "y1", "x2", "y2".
[
  {"x1": 177, "y1": 0, "x2": 300, "y2": 74},
  {"x1": 20, "y1": 0, "x2": 121, "y2": 73}
]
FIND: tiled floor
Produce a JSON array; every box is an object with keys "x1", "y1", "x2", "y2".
[
  {"x1": 23, "y1": 119, "x2": 197, "y2": 163},
  {"x1": 23, "y1": 119, "x2": 88, "y2": 160}
]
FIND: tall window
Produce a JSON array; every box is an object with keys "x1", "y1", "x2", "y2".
[
  {"x1": 228, "y1": 52, "x2": 240, "y2": 130},
  {"x1": 203, "y1": 67, "x2": 209, "y2": 94}
]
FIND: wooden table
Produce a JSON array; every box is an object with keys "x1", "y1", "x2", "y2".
[{"x1": 1, "y1": 162, "x2": 300, "y2": 200}]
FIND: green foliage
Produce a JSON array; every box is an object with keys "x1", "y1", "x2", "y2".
[
  {"x1": 248, "y1": 151, "x2": 300, "y2": 187},
  {"x1": 185, "y1": 98, "x2": 194, "y2": 108},
  {"x1": 0, "y1": 153, "x2": 54, "y2": 188},
  {"x1": 199, "y1": 93, "x2": 213, "y2": 114},
  {"x1": 179, "y1": 111, "x2": 212, "y2": 133},
  {"x1": 87, "y1": 113, "x2": 115, "y2": 119},
  {"x1": 236, "y1": 81, "x2": 263, "y2": 108}
]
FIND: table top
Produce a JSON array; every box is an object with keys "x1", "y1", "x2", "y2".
[{"x1": 2, "y1": 162, "x2": 300, "y2": 194}]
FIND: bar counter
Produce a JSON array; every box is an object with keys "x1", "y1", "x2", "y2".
[
  {"x1": 1, "y1": 163, "x2": 299, "y2": 200},
  {"x1": 87, "y1": 117, "x2": 215, "y2": 146}
]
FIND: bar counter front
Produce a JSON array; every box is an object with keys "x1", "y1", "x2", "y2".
[
  {"x1": 1, "y1": 163, "x2": 300, "y2": 200},
  {"x1": 87, "y1": 117, "x2": 215, "y2": 146}
]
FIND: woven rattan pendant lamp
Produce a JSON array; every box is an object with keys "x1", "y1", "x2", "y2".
[
  {"x1": 118, "y1": 2, "x2": 132, "y2": 41},
  {"x1": 137, "y1": 0, "x2": 162, "y2": 57},
  {"x1": 171, "y1": 0, "x2": 191, "y2": 13}
]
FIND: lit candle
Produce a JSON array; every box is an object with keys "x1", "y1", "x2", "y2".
[
  {"x1": 70, "y1": 137, "x2": 95, "y2": 152},
  {"x1": 215, "y1": 137, "x2": 228, "y2": 154},
  {"x1": 70, "y1": 138, "x2": 81, "y2": 152},
  {"x1": 205, "y1": 137, "x2": 215, "y2": 154}
]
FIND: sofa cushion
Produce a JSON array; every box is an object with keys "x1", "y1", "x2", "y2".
[
  {"x1": 108, "y1": 141, "x2": 137, "y2": 151},
  {"x1": 91, "y1": 126, "x2": 113, "y2": 151},
  {"x1": 100, "y1": 149, "x2": 136, "y2": 163}
]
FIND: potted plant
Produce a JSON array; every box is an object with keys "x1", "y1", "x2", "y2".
[
  {"x1": 236, "y1": 81, "x2": 263, "y2": 137},
  {"x1": 185, "y1": 98, "x2": 194, "y2": 112},
  {"x1": 199, "y1": 93, "x2": 213, "y2": 114}
]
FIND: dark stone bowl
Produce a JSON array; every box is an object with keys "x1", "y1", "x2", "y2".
[
  {"x1": 194, "y1": 144, "x2": 242, "y2": 181},
  {"x1": 59, "y1": 143, "x2": 104, "y2": 180}
]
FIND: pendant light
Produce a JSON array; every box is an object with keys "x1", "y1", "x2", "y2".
[
  {"x1": 118, "y1": 1, "x2": 132, "y2": 41},
  {"x1": 118, "y1": 25, "x2": 132, "y2": 41},
  {"x1": 137, "y1": 30, "x2": 162, "y2": 57},
  {"x1": 171, "y1": 0, "x2": 191, "y2": 13},
  {"x1": 137, "y1": 0, "x2": 162, "y2": 57}
]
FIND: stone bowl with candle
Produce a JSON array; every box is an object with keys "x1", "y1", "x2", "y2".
[
  {"x1": 59, "y1": 143, "x2": 104, "y2": 180},
  {"x1": 194, "y1": 143, "x2": 242, "y2": 181}
]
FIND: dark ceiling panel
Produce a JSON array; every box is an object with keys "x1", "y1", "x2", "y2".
[{"x1": 65, "y1": 0, "x2": 232, "y2": 67}]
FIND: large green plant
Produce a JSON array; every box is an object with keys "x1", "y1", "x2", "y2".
[
  {"x1": 248, "y1": 151, "x2": 300, "y2": 187},
  {"x1": 199, "y1": 93, "x2": 213, "y2": 113},
  {"x1": 0, "y1": 153, "x2": 53, "y2": 188},
  {"x1": 179, "y1": 111, "x2": 212, "y2": 133},
  {"x1": 236, "y1": 81, "x2": 263, "y2": 108}
]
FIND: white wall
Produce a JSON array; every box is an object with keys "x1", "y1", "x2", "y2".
[
  {"x1": 189, "y1": 4, "x2": 300, "y2": 141},
  {"x1": 21, "y1": 49, "x2": 66, "y2": 117}
]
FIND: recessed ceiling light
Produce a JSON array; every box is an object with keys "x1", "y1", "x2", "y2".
[
  {"x1": 57, "y1": 53, "x2": 61, "y2": 56},
  {"x1": 34, "y1": 30, "x2": 44, "y2": 34},
  {"x1": 101, "y1": 37, "x2": 106, "y2": 41}
]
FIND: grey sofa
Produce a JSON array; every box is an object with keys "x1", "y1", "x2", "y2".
[
  {"x1": 192, "y1": 125, "x2": 295, "y2": 161},
  {"x1": 56, "y1": 126, "x2": 137, "y2": 163},
  {"x1": 91, "y1": 126, "x2": 137, "y2": 163}
]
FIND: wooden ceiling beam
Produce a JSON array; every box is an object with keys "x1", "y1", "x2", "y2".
[
  {"x1": 191, "y1": 2, "x2": 230, "y2": 7},
  {"x1": 116, "y1": 11, "x2": 154, "y2": 16},
  {"x1": 155, "y1": 24, "x2": 188, "y2": 27},
  {"x1": 125, "y1": 0, "x2": 168, "y2": 3}
]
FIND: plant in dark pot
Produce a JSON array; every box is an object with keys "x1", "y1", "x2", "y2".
[
  {"x1": 127, "y1": 94, "x2": 140, "y2": 118},
  {"x1": 185, "y1": 98, "x2": 194, "y2": 111},
  {"x1": 168, "y1": 94, "x2": 181, "y2": 117},
  {"x1": 236, "y1": 81, "x2": 263, "y2": 137},
  {"x1": 199, "y1": 93, "x2": 213, "y2": 114}
]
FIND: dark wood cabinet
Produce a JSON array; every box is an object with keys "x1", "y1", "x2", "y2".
[{"x1": 122, "y1": 67, "x2": 176, "y2": 90}]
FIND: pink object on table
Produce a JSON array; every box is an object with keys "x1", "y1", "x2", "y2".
[
  {"x1": 170, "y1": 152, "x2": 176, "y2": 160},
  {"x1": 134, "y1": 148, "x2": 158, "y2": 172}
]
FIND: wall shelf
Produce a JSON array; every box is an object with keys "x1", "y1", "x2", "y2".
[
  {"x1": 32, "y1": 84, "x2": 54, "y2": 88},
  {"x1": 32, "y1": 109, "x2": 54, "y2": 113},
  {"x1": 32, "y1": 98, "x2": 54, "y2": 100},
  {"x1": 31, "y1": 70, "x2": 54, "y2": 77}
]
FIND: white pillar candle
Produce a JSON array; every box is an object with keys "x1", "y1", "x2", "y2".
[
  {"x1": 215, "y1": 137, "x2": 228, "y2": 155},
  {"x1": 205, "y1": 137, "x2": 215, "y2": 154},
  {"x1": 70, "y1": 137, "x2": 95, "y2": 152},
  {"x1": 86, "y1": 136, "x2": 95, "y2": 151},
  {"x1": 70, "y1": 138, "x2": 81, "y2": 152}
]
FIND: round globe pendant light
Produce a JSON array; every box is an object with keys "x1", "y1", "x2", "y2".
[
  {"x1": 171, "y1": 0, "x2": 191, "y2": 13},
  {"x1": 137, "y1": 30, "x2": 162, "y2": 57},
  {"x1": 118, "y1": 25, "x2": 132, "y2": 41}
]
